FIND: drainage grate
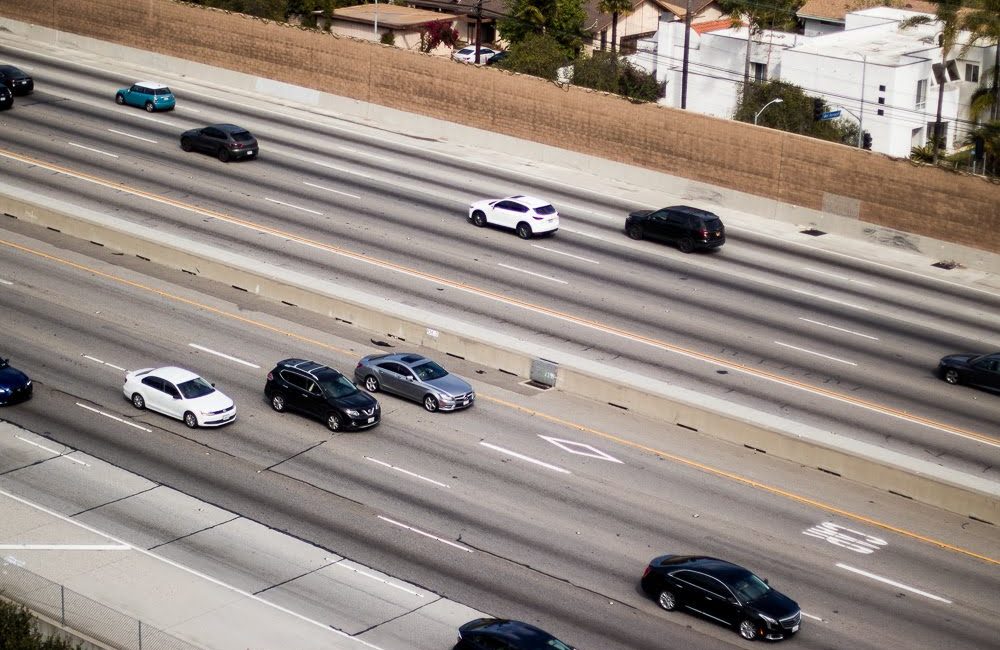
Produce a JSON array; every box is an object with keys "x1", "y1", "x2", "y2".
[
  {"x1": 521, "y1": 380, "x2": 551, "y2": 391},
  {"x1": 931, "y1": 260, "x2": 960, "y2": 270},
  {"x1": 800, "y1": 228, "x2": 827, "y2": 236}
]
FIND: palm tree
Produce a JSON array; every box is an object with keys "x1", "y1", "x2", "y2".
[
  {"x1": 964, "y1": 120, "x2": 1000, "y2": 176},
  {"x1": 598, "y1": 0, "x2": 634, "y2": 53},
  {"x1": 959, "y1": 0, "x2": 1000, "y2": 120},
  {"x1": 899, "y1": 0, "x2": 963, "y2": 164},
  {"x1": 718, "y1": 0, "x2": 798, "y2": 84}
]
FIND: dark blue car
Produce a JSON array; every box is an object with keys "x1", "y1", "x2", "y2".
[{"x1": 0, "y1": 358, "x2": 32, "y2": 405}]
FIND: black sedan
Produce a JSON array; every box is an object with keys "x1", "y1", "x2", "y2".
[
  {"x1": 0, "y1": 64, "x2": 33, "y2": 95},
  {"x1": 455, "y1": 618, "x2": 574, "y2": 650},
  {"x1": 937, "y1": 352, "x2": 1000, "y2": 392},
  {"x1": 180, "y1": 124, "x2": 258, "y2": 162},
  {"x1": 641, "y1": 555, "x2": 800, "y2": 641},
  {"x1": 0, "y1": 85, "x2": 12, "y2": 111},
  {"x1": 0, "y1": 357, "x2": 33, "y2": 405}
]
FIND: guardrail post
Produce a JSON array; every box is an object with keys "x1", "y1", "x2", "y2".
[
  {"x1": 139, "y1": 620, "x2": 143, "y2": 650},
  {"x1": 60, "y1": 585, "x2": 65, "y2": 625}
]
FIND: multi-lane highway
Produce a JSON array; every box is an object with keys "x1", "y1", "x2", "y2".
[{"x1": 1, "y1": 35, "x2": 999, "y2": 650}]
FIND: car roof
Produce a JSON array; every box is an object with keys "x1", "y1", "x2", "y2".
[
  {"x1": 134, "y1": 81, "x2": 170, "y2": 89},
  {"x1": 666, "y1": 205, "x2": 719, "y2": 220},
  {"x1": 505, "y1": 195, "x2": 552, "y2": 209},
  {"x1": 275, "y1": 358, "x2": 340, "y2": 376},
  {"x1": 210, "y1": 123, "x2": 250, "y2": 133},
  {"x1": 662, "y1": 556, "x2": 752, "y2": 580},
  {"x1": 0, "y1": 65, "x2": 25, "y2": 74},
  {"x1": 463, "y1": 619, "x2": 556, "y2": 644},
  {"x1": 149, "y1": 366, "x2": 201, "y2": 383}
]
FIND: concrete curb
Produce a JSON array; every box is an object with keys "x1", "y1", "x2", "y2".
[{"x1": 2, "y1": 185, "x2": 997, "y2": 525}]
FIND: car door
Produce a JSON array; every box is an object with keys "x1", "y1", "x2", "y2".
[
  {"x1": 968, "y1": 356, "x2": 1000, "y2": 390},
  {"x1": 491, "y1": 200, "x2": 521, "y2": 229},
  {"x1": 280, "y1": 371, "x2": 313, "y2": 415},
  {"x1": 140, "y1": 376, "x2": 168, "y2": 415},
  {"x1": 196, "y1": 127, "x2": 224, "y2": 153},
  {"x1": 159, "y1": 379, "x2": 185, "y2": 420},
  {"x1": 662, "y1": 210, "x2": 690, "y2": 243},
  {"x1": 685, "y1": 572, "x2": 738, "y2": 626},
  {"x1": 373, "y1": 362, "x2": 406, "y2": 396}
]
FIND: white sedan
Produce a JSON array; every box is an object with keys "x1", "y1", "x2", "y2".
[
  {"x1": 468, "y1": 195, "x2": 560, "y2": 239},
  {"x1": 123, "y1": 366, "x2": 236, "y2": 428},
  {"x1": 452, "y1": 46, "x2": 499, "y2": 64}
]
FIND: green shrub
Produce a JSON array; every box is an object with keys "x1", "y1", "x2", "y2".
[{"x1": 0, "y1": 600, "x2": 81, "y2": 649}]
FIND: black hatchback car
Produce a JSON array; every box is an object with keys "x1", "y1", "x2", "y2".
[
  {"x1": 0, "y1": 357, "x2": 33, "y2": 405},
  {"x1": 641, "y1": 555, "x2": 800, "y2": 641},
  {"x1": 0, "y1": 65, "x2": 33, "y2": 95},
  {"x1": 265, "y1": 359, "x2": 380, "y2": 432},
  {"x1": 626, "y1": 205, "x2": 725, "y2": 253},
  {"x1": 937, "y1": 351, "x2": 1000, "y2": 392},
  {"x1": 455, "y1": 618, "x2": 574, "y2": 650},
  {"x1": 180, "y1": 124, "x2": 258, "y2": 162}
]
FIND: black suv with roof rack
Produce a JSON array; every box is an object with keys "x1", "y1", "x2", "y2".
[
  {"x1": 264, "y1": 359, "x2": 380, "y2": 432},
  {"x1": 625, "y1": 205, "x2": 726, "y2": 253}
]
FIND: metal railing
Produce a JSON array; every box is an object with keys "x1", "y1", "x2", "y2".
[{"x1": 1, "y1": 559, "x2": 203, "y2": 650}]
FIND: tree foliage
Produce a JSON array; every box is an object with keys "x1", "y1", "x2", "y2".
[
  {"x1": 501, "y1": 32, "x2": 571, "y2": 80},
  {"x1": 957, "y1": 0, "x2": 1000, "y2": 121},
  {"x1": 717, "y1": 0, "x2": 800, "y2": 83},
  {"x1": 0, "y1": 600, "x2": 81, "y2": 650},
  {"x1": 571, "y1": 51, "x2": 665, "y2": 103},
  {"x1": 598, "y1": 0, "x2": 634, "y2": 53},
  {"x1": 499, "y1": 0, "x2": 588, "y2": 55},
  {"x1": 734, "y1": 80, "x2": 860, "y2": 146},
  {"x1": 420, "y1": 21, "x2": 459, "y2": 52}
]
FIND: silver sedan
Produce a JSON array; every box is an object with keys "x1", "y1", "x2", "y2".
[{"x1": 354, "y1": 353, "x2": 475, "y2": 412}]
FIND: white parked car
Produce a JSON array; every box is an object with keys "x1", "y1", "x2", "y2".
[
  {"x1": 123, "y1": 366, "x2": 236, "y2": 428},
  {"x1": 468, "y1": 195, "x2": 560, "y2": 239},
  {"x1": 452, "y1": 46, "x2": 499, "y2": 64}
]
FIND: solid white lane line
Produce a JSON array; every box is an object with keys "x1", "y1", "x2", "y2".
[
  {"x1": 312, "y1": 159, "x2": 373, "y2": 179},
  {"x1": 0, "y1": 543, "x2": 130, "y2": 550},
  {"x1": 800, "y1": 612, "x2": 824, "y2": 621},
  {"x1": 0, "y1": 488, "x2": 387, "y2": 649},
  {"x1": 789, "y1": 287, "x2": 868, "y2": 311},
  {"x1": 836, "y1": 563, "x2": 951, "y2": 603},
  {"x1": 774, "y1": 341, "x2": 857, "y2": 366},
  {"x1": 75, "y1": 403, "x2": 152, "y2": 432},
  {"x1": 377, "y1": 516, "x2": 473, "y2": 552},
  {"x1": 798, "y1": 318, "x2": 879, "y2": 341},
  {"x1": 530, "y1": 244, "x2": 600, "y2": 264},
  {"x1": 188, "y1": 343, "x2": 260, "y2": 368},
  {"x1": 803, "y1": 267, "x2": 875, "y2": 287},
  {"x1": 497, "y1": 263, "x2": 567, "y2": 285},
  {"x1": 0, "y1": 278, "x2": 13, "y2": 285},
  {"x1": 264, "y1": 197, "x2": 323, "y2": 216},
  {"x1": 333, "y1": 561, "x2": 425, "y2": 597},
  {"x1": 107, "y1": 128, "x2": 157, "y2": 144},
  {"x1": 15, "y1": 435, "x2": 88, "y2": 466},
  {"x1": 365, "y1": 457, "x2": 450, "y2": 488},
  {"x1": 302, "y1": 181, "x2": 359, "y2": 199},
  {"x1": 82, "y1": 355, "x2": 128, "y2": 372},
  {"x1": 479, "y1": 442, "x2": 571, "y2": 474},
  {"x1": 68, "y1": 142, "x2": 118, "y2": 158}
]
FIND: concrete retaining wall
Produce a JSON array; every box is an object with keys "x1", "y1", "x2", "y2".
[{"x1": 3, "y1": 186, "x2": 996, "y2": 525}]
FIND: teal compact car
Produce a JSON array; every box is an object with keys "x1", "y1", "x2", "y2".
[{"x1": 115, "y1": 81, "x2": 175, "y2": 112}]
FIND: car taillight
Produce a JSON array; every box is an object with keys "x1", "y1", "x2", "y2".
[
  {"x1": 697, "y1": 228, "x2": 708, "y2": 238},
  {"x1": 642, "y1": 565, "x2": 651, "y2": 578},
  {"x1": 266, "y1": 372, "x2": 273, "y2": 381},
  {"x1": 231, "y1": 142, "x2": 243, "y2": 149}
]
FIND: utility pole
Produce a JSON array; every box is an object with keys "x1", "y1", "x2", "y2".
[
  {"x1": 681, "y1": 0, "x2": 691, "y2": 109},
  {"x1": 474, "y1": 0, "x2": 484, "y2": 64}
]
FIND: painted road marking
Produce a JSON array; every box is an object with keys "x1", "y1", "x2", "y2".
[
  {"x1": 14, "y1": 436, "x2": 88, "y2": 466},
  {"x1": 333, "y1": 561, "x2": 425, "y2": 597},
  {"x1": 531, "y1": 244, "x2": 600, "y2": 264},
  {"x1": 76, "y1": 402, "x2": 152, "y2": 432},
  {"x1": 365, "y1": 457, "x2": 450, "y2": 488},
  {"x1": 188, "y1": 343, "x2": 260, "y2": 368},
  {"x1": 107, "y1": 128, "x2": 157, "y2": 144},
  {"x1": 0, "y1": 544, "x2": 130, "y2": 550},
  {"x1": 480, "y1": 442, "x2": 571, "y2": 473},
  {"x1": 539, "y1": 436, "x2": 622, "y2": 463},
  {"x1": 303, "y1": 181, "x2": 359, "y2": 199},
  {"x1": 803, "y1": 522, "x2": 888, "y2": 554},
  {"x1": 803, "y1": 267, "x2": 876, "y2": 287},
  {"x1": 377, "y1": 516, "x2": 473, "y2": 553},
  {"x1": 800, "y1": 612, "x2": 824, "y2": 621},
  {"x1": 82, "y1": 354, "x2": 128, "y2": 372},
  {"x1": 265, "y1": 197, "x2": 323, "y2": 216},
  {"x1": 68, "y1": 142, "x2": 118, "y2": 158},
  {"x1": 497, "y1": 263, "x2": 567, "y2": 285},
  {"x1": 799, "y1": 318, "x2": 879, "y2": 341},
  {"x1": 0, "y1": 278, "x2": 13, "y2": 285},
  {"x1": 774, "y1": 341, "x2": 857, "y2": 366},
  {"x1": 836, "y1": 563, "x2": 951, "y2": 603},
  {"x1": 338, "y1": 146, "x2": 392, "y2": 162},
  {"x1": 787, "y1": 288, "x2": 867, "y2": 311}
]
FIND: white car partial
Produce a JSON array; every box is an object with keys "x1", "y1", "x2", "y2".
[
  {"x1": 123, "y1": 366, "x2": 236, "y2": 428},
  {"x1": 468, "y1": 195, "x2": 560, "y2": 239},
  {"x1": 452, "y1": 46, "x2": 499, "y2": 64}
]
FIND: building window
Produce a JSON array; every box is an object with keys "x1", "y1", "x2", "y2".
[
  {"x1": 879, "y1": 84, "x2": 886, "y2": 91},
  {"x1": 752, "y1": 62, "x2": 767, "y2": 82},
  {"x1": 966, "y1": 63, "x2": 979, "y2": 83},
  {"x1": 878, "y1": 97, "x2": 885, "y2": 104},
  {"x1": 916, "y1": 79, "x2": 927, "y2": 109},
  {"x1": 877, "y1": 109, "x2": 884, "y2": 116}
]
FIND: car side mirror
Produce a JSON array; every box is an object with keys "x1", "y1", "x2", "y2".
[{"x1": 763, "y1": 578, "x2": 769, "y2": 585}]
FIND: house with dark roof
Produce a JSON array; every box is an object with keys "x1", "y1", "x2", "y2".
[
  {"x1": 797, "y1": 0, "x2": 936, "y2": 36},
  {"x1": 331, "y1": 4, "x2": 461, "y2": 51},
  {"x1": 584, "y1": 0, "x2": 725, "y2": 54}
]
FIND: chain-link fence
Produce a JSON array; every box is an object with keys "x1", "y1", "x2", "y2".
[{"x1": 0, "y1": 560, "x2": 203, "y2": 650}]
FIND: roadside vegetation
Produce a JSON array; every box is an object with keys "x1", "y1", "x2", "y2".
[{"x1": 0, "y1": 600, "x2": 81, "y2": 650}]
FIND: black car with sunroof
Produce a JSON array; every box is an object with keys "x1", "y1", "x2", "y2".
[
  {"x1": 641, "y1": 555, "x2": 800, "y2": 641},
  {"x1": 265, "y1": 359, "x2": 379, "y2": 432},
  {"x1": 455, "y1": 618, "x2": 574, "y2": 650},
  {"x1": 0, "y1": 65, "x2": 33, "y2": 95}
]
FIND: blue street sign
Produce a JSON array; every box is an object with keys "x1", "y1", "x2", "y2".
[{"x1": 820, "y1": 110, "x2": 842, "y2": 120}]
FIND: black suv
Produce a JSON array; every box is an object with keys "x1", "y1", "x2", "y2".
[
  {"x1": 625, "y1": 205, "x2": 725, "y2": 253},
  {"x1": 265, "y1": 359, "x2": 380, "y2": 432}
]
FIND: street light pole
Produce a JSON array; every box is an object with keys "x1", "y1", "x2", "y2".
[
  {"x1": 754, "y1": 97, "x2": 783, "y2": 125},
  {"x1": 681, "y1": 0, "x2": 691, "y2": 109}
]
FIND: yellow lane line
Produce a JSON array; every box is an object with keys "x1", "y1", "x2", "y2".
[
  {"x1": 3, "y1": 235, "x2": 997, "y2": 566},
  {"x1": 483, "y1": 394, "x2": 1000, "y2": 567}
]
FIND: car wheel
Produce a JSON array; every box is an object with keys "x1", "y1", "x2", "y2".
[
  {"x1": 144, "y1": 101, "x2": 154, "y2": 112},
  {"x1": 326, "y1": 412, "x2": 342, "y2": 432},
  {"x1": 677, "y1": 237, "x2": 695, "y2": 254},
  {"x1": 944, "y1": 369, "x2": 960, "y2": 384},
  {"x1": 739, "y1": 619, "x2": 760, "y2": 641},
  {"x1": 472, "y1": 211, "x2": 488, "y2": 227},
  {"x1": 218, "y1": 148, "x2": 230, "y2": 162},
  {"x1": 626, "y1": 224, "x2": 643, "y2": 240},
  {"x1": 270, "y1": 393, "x2": 287, "y2": 412},
  {"x1": 657, "y1": 589, "x2": 678, "y2": 611},
  {"x1": 131, "y1": 393, "x2": 145, "y2": 410},
  {"x1": 423, "y1": 395, "x2": 439, "y2": 412},
  {"x1": 183, "y1": 411, "x2": 198, "y2": 429},
  {"x1": 180, "y1": 138, "x2": 193, "y2": 152},
  {"x1": 115, "y1": 93, "x2": 125, "y2": 105},
  {"x1": 364, "y1": 375, "x2": 380, "y2": 392},
  {"x1": 516, "y1": 222, "x2": 532, "y2": 239}
]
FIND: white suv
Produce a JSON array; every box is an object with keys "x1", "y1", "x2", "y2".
[{"x1": 468, "y1": 195, "x2": 560, "y2": 239}]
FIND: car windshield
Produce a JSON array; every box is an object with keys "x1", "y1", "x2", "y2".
[
  {"x1": 176, "y1": 377, "x2": 216, "y2": 399},
  {"x1": 546, "y1": 640, "x2": 573, "y2": 650},
  {"x1": 731, "y1": 573, "x2": 770, "y2": 602},
  {"x1": 412, "y1": 361, "x2": 447, "y2": 381},
  {"x1": 320, "y1": 374, "x2": 359, "y2": 398},
  {"x1": 232, "y1": 131, "x2": 254, "y2": 142}
]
